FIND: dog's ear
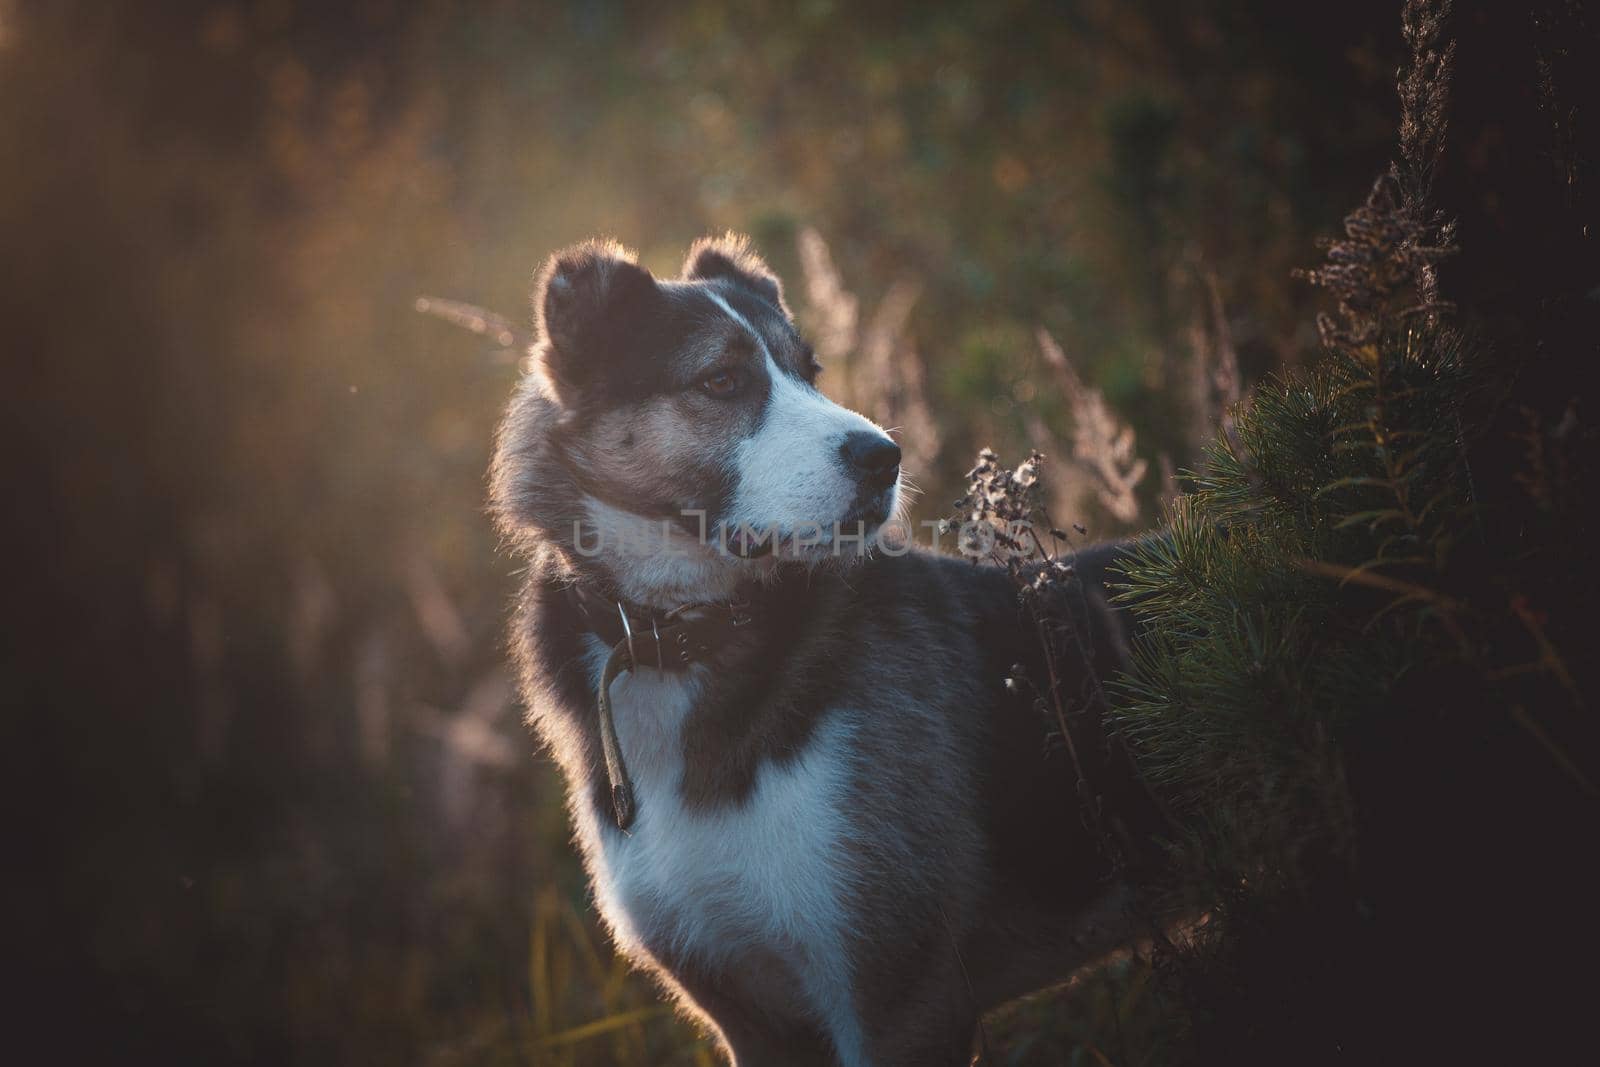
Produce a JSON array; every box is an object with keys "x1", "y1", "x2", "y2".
[
  {"x1": 682, "y1": 232, "x2": 788, "y2": 314},
  {"x1": 533, "y1": 240, "x2": 659, "y2": 404}
]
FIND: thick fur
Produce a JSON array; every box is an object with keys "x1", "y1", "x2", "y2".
[{"x1": 490, "y1": 235, "x2": 1145, "y2": 1065}]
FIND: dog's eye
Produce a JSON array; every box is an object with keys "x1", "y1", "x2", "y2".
[
  {"x1": 799, "y1": 343, "x2": 822, "y2": 382},
  {"x1": 701, "y1": 369, "x2": 741, "y2": 398}
]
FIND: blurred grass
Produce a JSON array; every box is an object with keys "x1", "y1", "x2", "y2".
[{"x1": 524, "y1": 885, "x2": 713, "y2": 1067}]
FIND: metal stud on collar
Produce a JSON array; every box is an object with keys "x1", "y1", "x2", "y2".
[{"x1": 615, "y1": 602, "x2": 637, "y2": 668}]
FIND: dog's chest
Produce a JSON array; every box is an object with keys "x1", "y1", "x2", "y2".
[{"x1": 576, "y1": 640, "x2": 858, "y2": 1009}]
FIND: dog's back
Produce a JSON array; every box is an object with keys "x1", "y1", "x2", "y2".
[{"x1": 820, "y1": 545, "x2": 1151, "y2": 1023}]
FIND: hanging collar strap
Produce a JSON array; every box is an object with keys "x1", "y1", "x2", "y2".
[{"x1": 564, "y1": 583, "x2": 757, "y2": 831}]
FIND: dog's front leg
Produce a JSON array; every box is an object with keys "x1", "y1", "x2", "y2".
[
  {"x1": 672, "y1": 965, "x2": 840, "y2": 1066},
  {"x1": 854, "y1": 943, "x2": 982, "y2": 1067}
]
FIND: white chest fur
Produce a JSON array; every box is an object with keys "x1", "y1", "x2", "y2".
[{"x1": 573, "y1": 637, "x2": 867, "y2": 1063}]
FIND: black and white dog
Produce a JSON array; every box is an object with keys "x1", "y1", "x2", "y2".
[{"x1": 490, "y1": 234, "x2": 1156, "y2": 1066}]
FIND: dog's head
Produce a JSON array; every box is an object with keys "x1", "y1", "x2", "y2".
[{"x1": 492, "y1": 234, "x2": 901, "y2": 605}]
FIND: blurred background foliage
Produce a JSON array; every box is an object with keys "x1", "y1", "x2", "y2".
[{"x1": 2, "y1": 1, "x2": 1422, "y2": 1062}]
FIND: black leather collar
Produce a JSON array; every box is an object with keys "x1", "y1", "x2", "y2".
[{"x1": 564, "y1": 583, "x2": 756, "y2": 673}]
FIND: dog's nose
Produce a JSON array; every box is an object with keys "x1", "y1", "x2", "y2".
[{"x1": 840, "y1": 432, "x2": 901, "y2": 488}]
